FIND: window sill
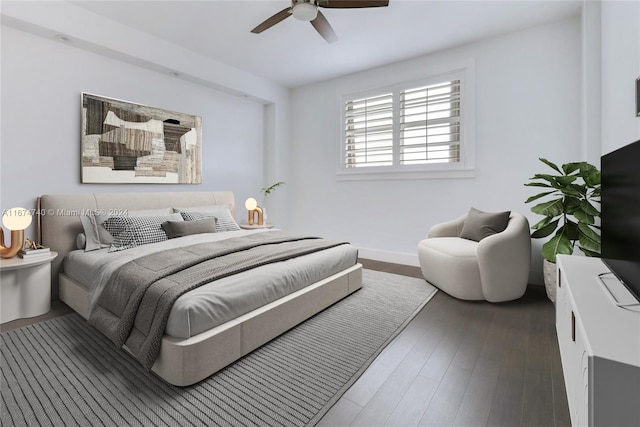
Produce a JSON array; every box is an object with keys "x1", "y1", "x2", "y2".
[{"x1": 335, "y1": 168, "x2": 475, "y2": 181}]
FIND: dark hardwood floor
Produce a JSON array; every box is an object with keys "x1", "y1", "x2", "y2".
[
  {"x1": 1, "y1": 259, "x2": 570, "y2": 426},
  {"x1": 321, "y1": 259, "x2": 571, "y2": 427}
]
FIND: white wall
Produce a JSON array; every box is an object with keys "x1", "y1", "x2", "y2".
[
  {"x1": 1, "y1": 0, "x2": 293, "y2": 235},
  {"x1": 600, "y1": 0, "x2": 640, "y2": 155},
  {"x1": 289, "y1": 17, "x2": 582, "y2": 284},
  {"x1": 581, "y1": 0, "x2": 603, "y2": 166},
  {"x1": 0, "y1": 26, "x2": 266, "y2": 236}
]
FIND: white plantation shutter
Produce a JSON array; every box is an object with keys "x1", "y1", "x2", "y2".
[
  {"x1": 341, "y1": 69, "x2": 471, "y2": 177},
  {"x1": 399, "y1": 80, "x2": 461, "y2": 164},
  {"x1": 344, "y1": 93, "x2": 393, "y2": 168}
]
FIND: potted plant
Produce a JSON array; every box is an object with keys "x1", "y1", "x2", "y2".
[
  {"x1": 524, "y1": 158, "x2": 601, "y2": 302},
  {"x1": 260, "y1": 181, "x2": 285, "y2": 222}
]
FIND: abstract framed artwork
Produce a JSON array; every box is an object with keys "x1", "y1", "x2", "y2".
[{"x1": 81, "y1": 93, "x2": 202, "y2": 184}]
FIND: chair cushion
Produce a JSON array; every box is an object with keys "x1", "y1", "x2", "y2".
[
  {"x1": 419, "y1": 237, "x2": 478, "y2": 258},
  {"x1": 417, "y1": 237, "x2": 484, "y2": 300},
  {"x1": 460, "y1": 207, "x2": 511, "y2": 242}
]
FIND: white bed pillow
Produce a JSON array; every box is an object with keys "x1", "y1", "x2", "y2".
[
  {"x1": 173, "y1": 206, "x2": 240, "y2": 232},
  {"x1": 79, "y1": 212, "x2": 114, "y2": 252},
  {"x1": 103, "y1": 213, "x2": 183, "y2": 252}
]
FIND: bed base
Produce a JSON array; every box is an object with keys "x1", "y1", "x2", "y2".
[
  {"x1": 42, "y1": 191, "x2": 363, "y2": 386},
  {"x1": 59, "y1": 263, "x2": 363, "y2": 386}
]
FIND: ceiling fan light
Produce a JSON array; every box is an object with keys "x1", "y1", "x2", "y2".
[{"x1": 292, "y1": 3, "x2": 318, "y2": 21}]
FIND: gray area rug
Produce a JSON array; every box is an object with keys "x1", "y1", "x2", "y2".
[{"x1": 1, "y1": 269, "x2": 436, "y2": 427}]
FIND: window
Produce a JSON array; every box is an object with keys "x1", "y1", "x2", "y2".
[
  {"x1": 340, "y1": 69, "x2": 473, "y2": 180},
  {"x1": 399, "y1": 80, "x2": 460, "y2": 165},
  {"x1": 344, "y1": 93, "x2": 393, "y2": 168}
]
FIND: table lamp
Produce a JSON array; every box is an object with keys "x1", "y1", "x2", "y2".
[
  {"x1": 245, "y1": 198, "x2": 264, "y2": 226},
  {"x1": 1, "y1": 207, "x2": 33, "y2": 258}
]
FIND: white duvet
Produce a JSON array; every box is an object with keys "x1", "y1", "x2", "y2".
[{"x1": 64, "y1": 229, "x2": 358, "y2": 339}]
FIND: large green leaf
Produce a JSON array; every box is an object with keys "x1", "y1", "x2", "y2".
[
  {"x1": 531, "y1": 219, "x2": 559, "y2": 238},
  {"x1": 531, "y1": 174, "x2": 560, "y2": 187},
  {"x1": 531, "y1": 198, "x2": 564, "y2": 217},
  {"x1": 578, "y1": 222, "x2": 598, "y2": 234},
  {"x1": 539, "y1": 158, "x2": 562, "y2": 174},
  {"x1": 542, "y1": 233, "x2": 574, "y2": 262},
  {"x1": 585, "y1": 171, "x2": 601, "y2": 187},
  {"x1": 580, "y1": 199, "x2": 599, "y2": 216},
  {"x1": 579, "y1": 247, "x2": 600, "y2": 257},
  {"x1": 563, "y1": 220, "x2": 579, "y2": 241},
  {"x1": 573, "y1": 208, "x2": 595, "y2": 224},
  {"x1": 580, "y1": 163, "x2": 598, "y2": 175},
  {"x1": 531, "y1": 216, "x2": 554, "y2": 230},
  {"x1": 566, "y1": 183, "x2": 586, "y2": 197},
  {"x1": 564, "y1": 197, "x2": 581, "y2": 214},
  {"x1": 562, "y1": 162, "x2": 583, "y2": 175},
  {"x1": 525, "y1": 191, "x2": 556, "y2": 204},
  {"x1": 578, "y1": 223, "x2": 601, "y2": 247},
  {"x1": 563, "y1": 162, "x2": 598, "y2": 177},
  {"x1": 555, "y1": 175, "x2": 578, "y2": 186}
]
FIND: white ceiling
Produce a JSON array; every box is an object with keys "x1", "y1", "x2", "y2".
[{"x1": 71, "y1": 0, "x2": 581, "y2": 88}]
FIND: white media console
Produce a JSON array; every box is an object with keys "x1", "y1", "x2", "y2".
[{"x1": 555, "y1": 255, "x2": 640, "y2": 426}]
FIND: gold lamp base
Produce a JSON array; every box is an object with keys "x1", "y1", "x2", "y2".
[
  {"x1": 0, "y1": 228, "x2": 25, "y2": 259},
  {"x1": 247, "y1": 207, "x2": 264, "y2": 226}
]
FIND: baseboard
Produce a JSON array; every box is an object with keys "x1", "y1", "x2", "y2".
[
  {"x1": 357, "y1": 247, "x2": 420, "y2": 267},
  {"x1": 358, "y1": 247, "x2": 545, "y2": 287}
]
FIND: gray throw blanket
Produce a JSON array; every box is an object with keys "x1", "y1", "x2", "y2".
[{"x1": 88, "y1": 231, "x2": 348, "y2": 369}]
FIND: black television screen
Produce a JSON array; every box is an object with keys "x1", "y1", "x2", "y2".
[{"x1": 601, "y1": 139, "x2": 640, "y2": 303}]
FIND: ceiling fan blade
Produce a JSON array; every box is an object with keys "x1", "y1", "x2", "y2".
[
  {"x1": 318, "y1": 0, "x2": 389, "y2": 8},
  {"x1": 251, "y1": 7, "x2": 292, "y2": 34},
  {"x1": 311, "y1": 10, "x2": 338, "y2": 43}
]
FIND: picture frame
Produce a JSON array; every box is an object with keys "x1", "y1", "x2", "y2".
[{"x1": 81, "y1": 93, "x2": 202, "y2": 184}]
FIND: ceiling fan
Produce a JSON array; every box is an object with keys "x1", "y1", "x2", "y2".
[{"x1": 251, "y1": 0, "x2": 389, "y2": 44}]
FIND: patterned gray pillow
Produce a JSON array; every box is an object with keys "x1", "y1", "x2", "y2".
[
  {"x1": 460, "y1": 207, "x2": 511, "y2": 242},
  {"x1": 175, "y1": 207, "x2": 240, "y2": 232},
  {"x1": 103, "y1": 214, "x2": 183, "y2": 252},
  {"x1": 79, "y1": 208, "x2": 172, "y2": 252}
]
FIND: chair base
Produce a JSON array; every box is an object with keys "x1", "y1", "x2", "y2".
[{"x1": 418, "y1": 238, "x2": 484, "y2": 300}]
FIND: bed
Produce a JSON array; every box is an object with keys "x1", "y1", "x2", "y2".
[{"x1": 38, "y1": 191, "x2": 362, "y2": 386}]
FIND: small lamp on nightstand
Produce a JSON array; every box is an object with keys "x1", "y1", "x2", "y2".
[
  {"x1": 1, "y1": 207, "x2": 32, "y2": 258},
  {"x1": 245, "y1": 198, "x2": 264, "y2": 226}
]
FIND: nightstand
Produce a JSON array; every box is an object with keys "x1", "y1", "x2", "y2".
[
  {"x1": 0, "y1": 252, "x2": 57, "y2": 323},
  {"x1": 239, "y1": 223, "x2": 274, "y2": 230}
]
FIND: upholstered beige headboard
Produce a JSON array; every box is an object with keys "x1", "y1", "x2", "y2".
[{"x1": 38, "y1": 191, "x2": 235, "y2": 299}]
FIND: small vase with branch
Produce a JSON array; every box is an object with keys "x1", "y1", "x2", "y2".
[{"x1": 260, "y1": 181, "x2": 285, "y2": 223}]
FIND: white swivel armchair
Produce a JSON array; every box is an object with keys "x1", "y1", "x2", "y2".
[{"x1": 418, "y1": 211, "x2": 531, "y2": 302}]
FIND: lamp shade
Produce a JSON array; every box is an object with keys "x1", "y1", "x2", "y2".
[
  {"x1": 292, "y1": 2, "x2": 318, "y2": 21},
  {"x1": 245, "y1": 198, "x2": 258, "y2": 211},
  {"x1": 2, "y1": 207, "x2": 32, "y2": 230}
]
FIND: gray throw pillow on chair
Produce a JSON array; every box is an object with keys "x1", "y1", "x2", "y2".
[{"x1": 460, "y1": 207, "x2": 511, "y2": 242}]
